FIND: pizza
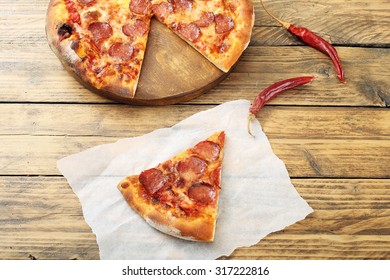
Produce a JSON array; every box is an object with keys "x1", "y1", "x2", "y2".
[
  {"x1": 46, "y1": 0, "x2": 254, "y2": 98},
  {"x1": 117, "y1": 131, "x2": 225, "y2": 242}
]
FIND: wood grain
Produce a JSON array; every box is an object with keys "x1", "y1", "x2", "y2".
[
  {"x1": 225, "y1": 179, "x2": 390, "y2": 260},
  {"x1": 1, "y1": 44, "x2": 388, "y2": 106},
  {"x1": 0, "y1": 104, "x2": 388, "y2": 178},
  {"x1": 0, "y1": 104, "x2": 389, "y2": 139},
  {"x1": 253, "y1": 0, "x2": 390, "y2": 47},
  {"x1": 0, "y1": 134, "x2": 388, "y2": 178},
  {"x1": 1, "y1": 177, "x2": 388, "y2": 260},
  {"x1": 0, "y1": 0, "x2": 389, "y2": 260}
]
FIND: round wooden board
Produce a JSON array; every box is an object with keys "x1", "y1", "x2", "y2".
[{"x1": 100, "y1": 19, "x2": 230, "y2": 106}]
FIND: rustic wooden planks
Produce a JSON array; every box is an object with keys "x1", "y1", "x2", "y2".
[
  {"x1": 1, "y1": 45, "x2": 389, "y2": 106},
  {"x1": 226, "y1": 179, "x2": 390, "y2": 260},
  {"x1": 0, "y1": 0, "x2": 389, "y2": 260},
  {"x1": 1, "y1": 104, "x2": 389, "y2": 138},
  {"x1": 0, "y1": 136, "x2": 388, "y2": 178},
  {"x1": 1, "y1": 177, "x2": 389, "y2": 259},
  {"x1": 0, "y1": 104, "x2": 388, "y2": 177}
]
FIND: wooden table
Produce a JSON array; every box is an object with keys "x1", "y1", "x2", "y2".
[{"x1": 0, "y1": 0, "x2": 389, "y2": 260}]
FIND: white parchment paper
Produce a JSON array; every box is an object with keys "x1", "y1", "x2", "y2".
[{"x1": 57, "y1": 100, "x2": 313, "y2": 259}]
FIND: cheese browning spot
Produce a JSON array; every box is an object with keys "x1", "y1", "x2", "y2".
[
  {"x1": 120, "y1": 181, "x2": 130, "y2": 189},
  {"x1": 57, "y1": 23, "x2": 73, "y2": 41}
]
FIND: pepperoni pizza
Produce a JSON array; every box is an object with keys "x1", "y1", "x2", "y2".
[
  {"x1": 46, "y1": 0, "x2": 254, "y2": 98},
  {"x1": 117, "y1": 131, "x2": 225, "y2": 242}
]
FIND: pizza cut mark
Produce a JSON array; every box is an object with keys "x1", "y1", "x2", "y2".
[
  {"x1": 47, "y1": 0, "x2": 254, "y2": 98},
  {"x1": 117, "y1": 131, "x2": 225, "y2": 242}
]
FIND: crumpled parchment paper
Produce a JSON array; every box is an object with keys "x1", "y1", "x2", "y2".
[{"x1": 57, "y1": 100, "x2": 313, "y2": 259}]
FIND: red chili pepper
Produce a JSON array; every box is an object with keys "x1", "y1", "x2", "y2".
[
  {"x1": 260, "y1": 0, "x2": 345, "y2": 83},
  {"x1": 248, "y1": 76, "x2": 315, "y2": 136}
]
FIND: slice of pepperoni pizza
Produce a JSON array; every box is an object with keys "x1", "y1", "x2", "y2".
[
  {"x1": 117, "y1": 131, "x2": 225, "y2": 242},
  {"x1": 46, "y1": 0, "x2": 152, "y2": 98},
  {"x1": 151, "y1": 0, "x2": 254, "y2": 72}
]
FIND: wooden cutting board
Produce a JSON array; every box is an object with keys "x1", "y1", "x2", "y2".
[{"x1": 100, "y1": 19, "x2": 230, "y2": 105}]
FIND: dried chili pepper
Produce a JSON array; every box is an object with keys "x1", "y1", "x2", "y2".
[
  {"x1": 260, "y1": 0, "x2": 345, "y2": 83},
  {"x1": 248, "y1": 76, "x2": 315, "y2": 136}
]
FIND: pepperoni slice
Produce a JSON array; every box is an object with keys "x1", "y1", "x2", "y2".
[
  {"x1": 77, "y1": 0, "x2": 95, "y2": 5},
  {"x1": 188, "y1": 183, "x2": 216, "y2": 204},
  {"x1": 108, "y1": 42, "x2": 134, "y2": 61},
  {"x1": 178, "y1": 23, "x2": 200, "y2": 41},
  {"x1": 88, "y1": 22, "x2": 113, "y2": 41},
  {"x1": 210, "y1": 166, "x2": 221, "y2": 186},
  {"x1": 195, "y1": 12, "x2": 215, "y2": 28},
  {"x1": 191, "y1": 140, "x2": 220, "y2": 162},
  {"x1": 129, "y1": 0, "x2": 151, "y2": 15},
  {"x1": 177, "y1": 156, "x2": 207, "y2": 181},
  {"x1": 172, "y1": 0, "x2": 193, "y2": 12},
  {"x1": 139, "y1": 168, "x2": 167, "y2": 194},
  {"x1": 151, "y1": 2, "x2": 173, "y2": 21},
  {"x1": 122, "y1": 19, "x2": 149, "y2": 38},
  {"x1": 214, "y1": 14, "x2": 234, "y2": 34}
]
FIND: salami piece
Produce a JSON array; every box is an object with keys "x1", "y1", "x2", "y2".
[
  {"x1": 195, "y1": 12, "x2": 215, "y2": 28},
  {"x1": 108, "y1": 42, "x2": 134, "y2": 60},
  {"x1": 77, "y1": 0, "x2": 95, "y2": 5},
  {"x1": 214, "y1": 14, "x2": 234, "y2": 34},
  {"x1": 129, "y1": 0, "x2": 151, "y2": 15},
  {"x1": 88, "y1": 22, "x2": 113, "y2": 41},
  {"x1": 191, "y1": 140, "x2": 220, "y2": 162},
  {"x1": 188, "y1": 183, "x2": 216, "y2": 204},
  {"x1": 177, "y1": 156, "x2": 207, "y2": 181},
  {"x1": 139, "y1": 168, "x2": 167, "y2": 194},
  {"x1": 151, "y1": 2, "x2": 174, "y2": 21},
  {"x1": 178, "y1": 23, "x2": 200, "y2": 41},
  {"x1": 122, "y1": 19, "x2": 150, "y2": 38}
]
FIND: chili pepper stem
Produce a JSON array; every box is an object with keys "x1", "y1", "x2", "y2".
[
  {"x1": 260, "y1": 0, "x2": 291, "y2": 29},
  {"x1": 247, "y1": 113, "x2": 256, "y2": 137}
]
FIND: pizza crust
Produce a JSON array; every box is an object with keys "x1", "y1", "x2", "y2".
[
  {"x1": 46, "y1": 0, "x2": 143, "y2": 98},
  {"x1": 212, "y1": 0, "x2": 255, "y2": 72},
  {"x1": 118, "y1": 175, "x2": 216, "y2": 242},
  {"x1": 46, "y1": 1, "x2": 99, "y2": 95}
]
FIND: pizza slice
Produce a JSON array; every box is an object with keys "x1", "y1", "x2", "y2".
[
  {"x1": 46, "y1": 0, "x2": 152, "y2": 98},
  {"x1": 117, "y1": 131, "x2": 225, "y2": 242},
  {"x1": 151, "y1": 0, "x2": 254, "y2": 72}
]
